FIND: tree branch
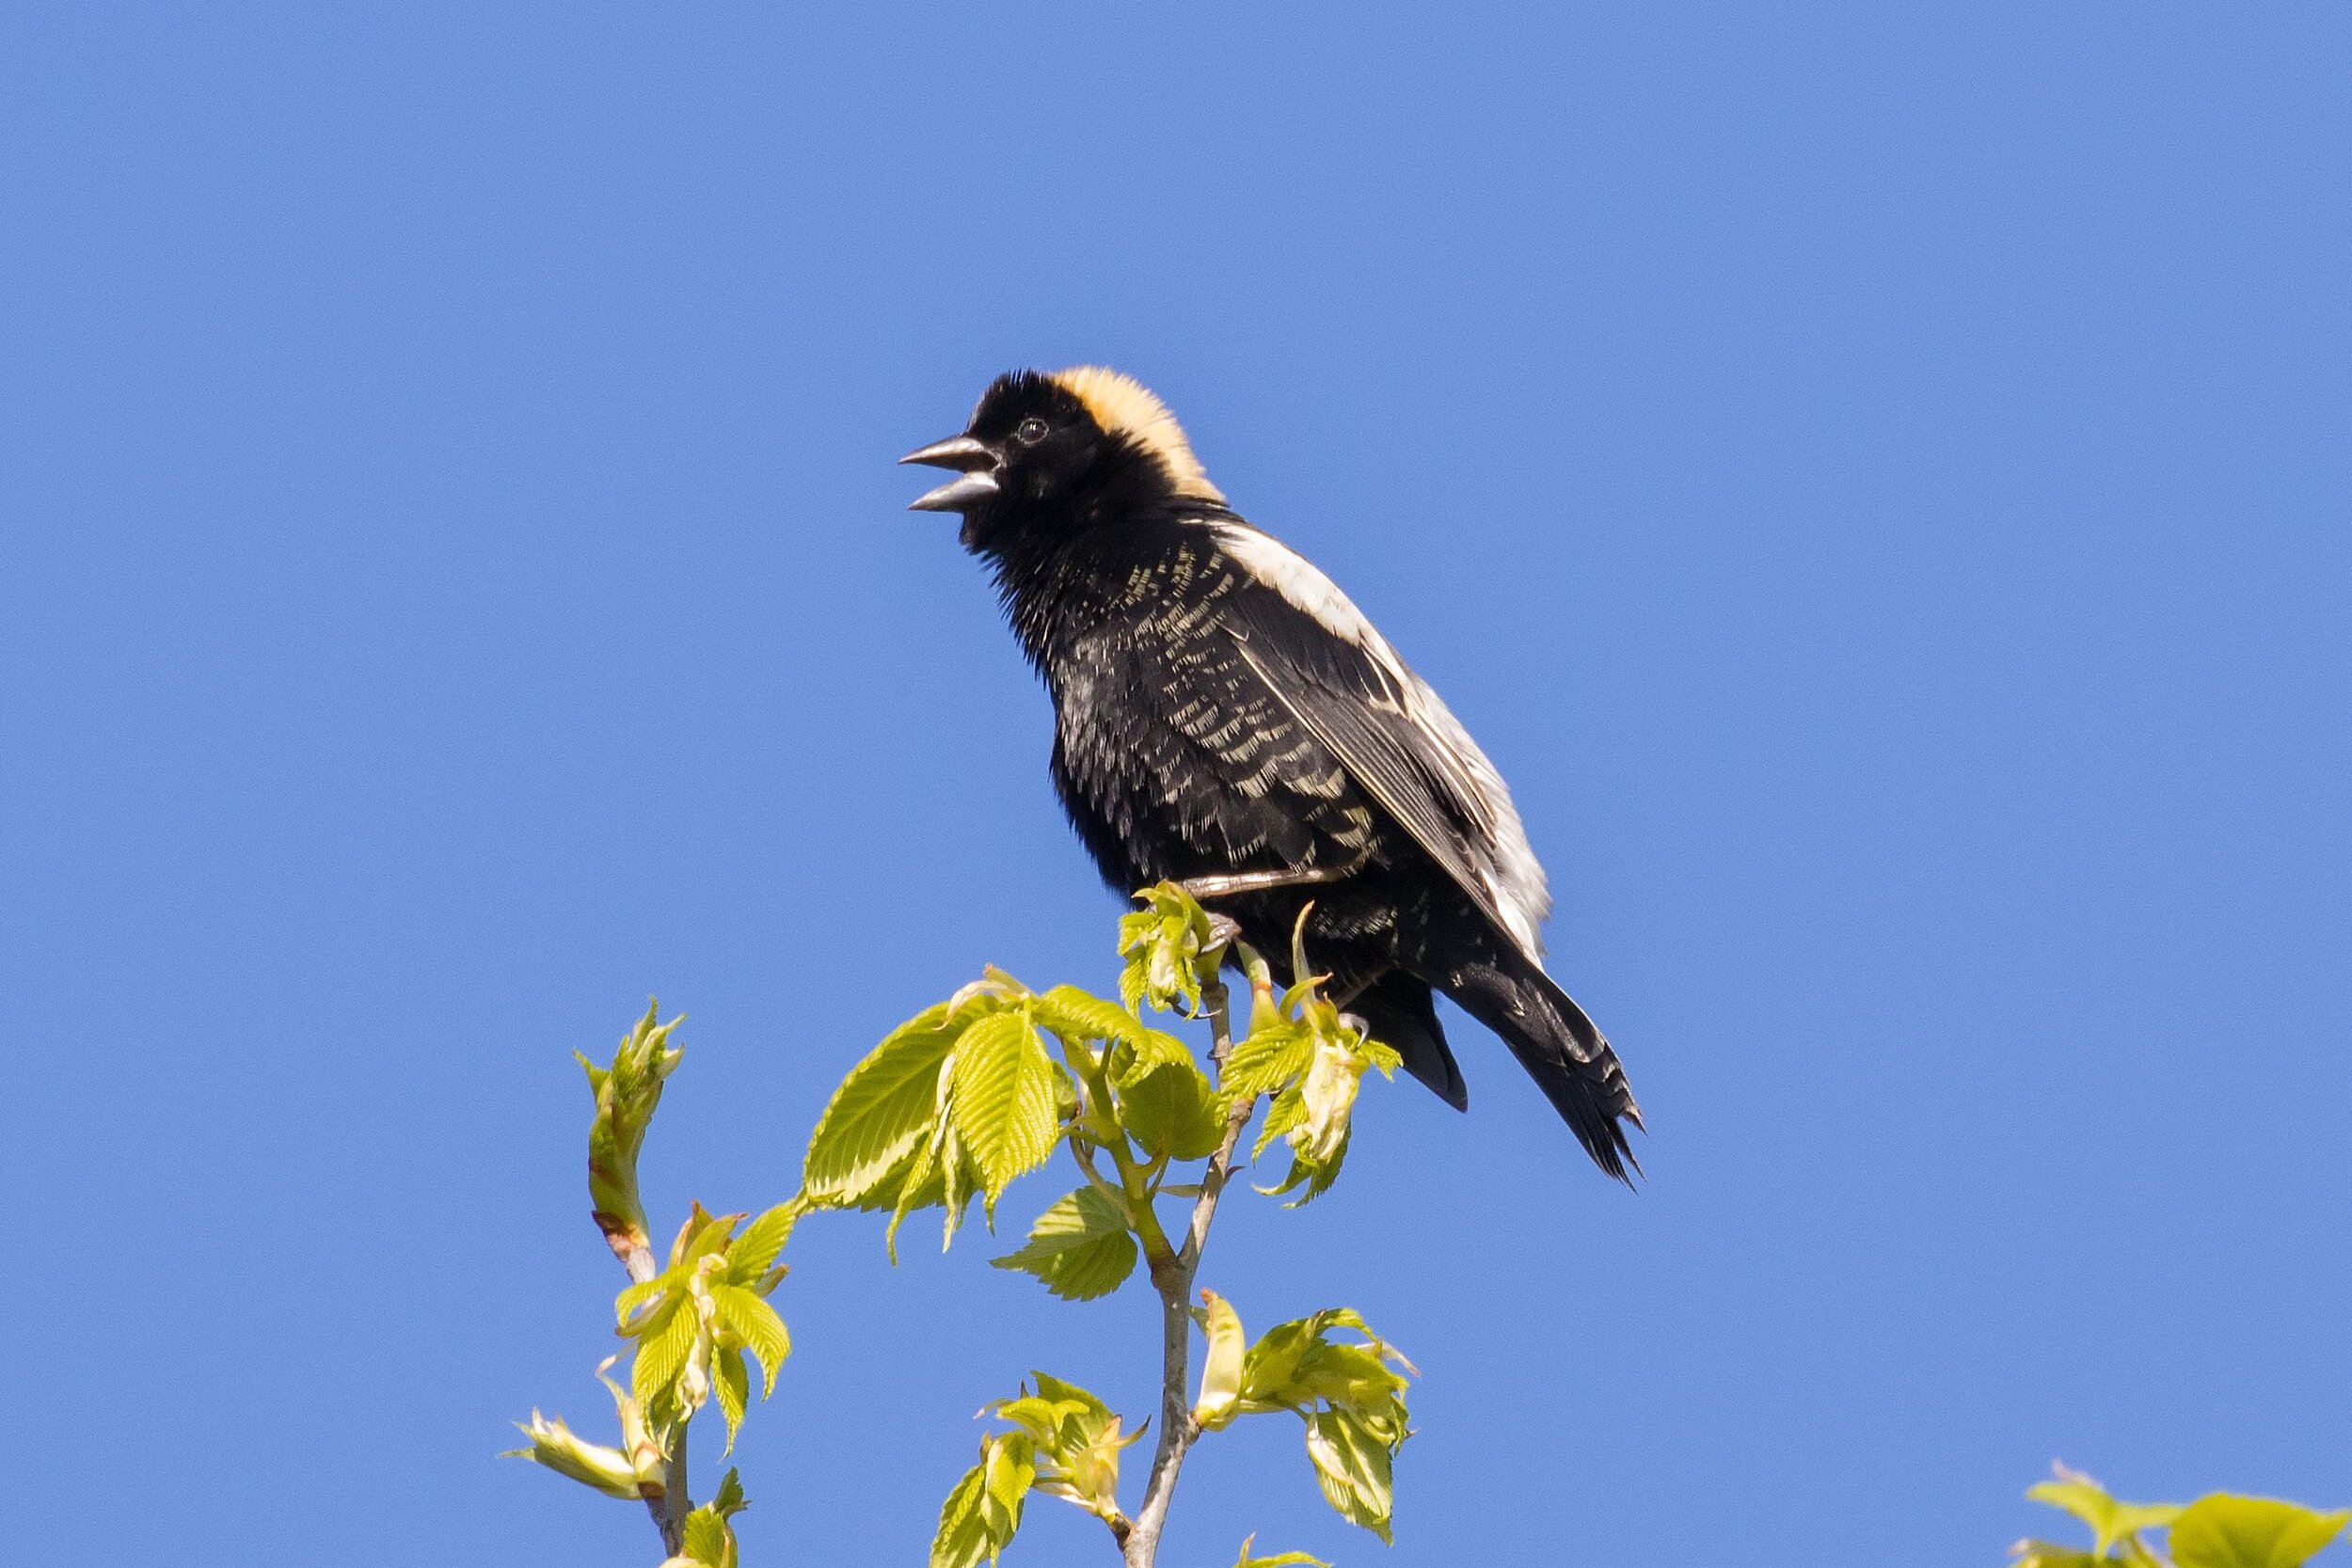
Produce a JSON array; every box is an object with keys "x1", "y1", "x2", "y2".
[{"x1": 1121, "y1": 952, "x2": 1263, "y2": 1568}]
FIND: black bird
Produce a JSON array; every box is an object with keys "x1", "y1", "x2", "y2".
[{"x1": 902, "y1": 368, "x2": 1641, "y2": 1180}]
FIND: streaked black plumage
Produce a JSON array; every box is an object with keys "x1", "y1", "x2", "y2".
[{"x1": 902, "y1": 368, "x2": 1642, "y2": 1180}]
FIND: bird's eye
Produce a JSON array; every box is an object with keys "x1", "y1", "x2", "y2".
[{"x1": 1013, "y1": 418, "x2": 1050, "y2": 446}]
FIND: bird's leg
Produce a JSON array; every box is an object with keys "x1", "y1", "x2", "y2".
[
  {"x1": 1324, "y1": 961, "x2": 1392, "y2": 1042},
  {"x1": 1328, "y1": 961, "x2": 1391, "y2": 1009},
  {"x1": 1177, "y1": 848, "x2": 1369, "y2": 904}
]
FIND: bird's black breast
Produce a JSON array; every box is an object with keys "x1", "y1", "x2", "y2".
[{"x1": 1033, "y1": 524, "x2": 1384, "y2": 895}]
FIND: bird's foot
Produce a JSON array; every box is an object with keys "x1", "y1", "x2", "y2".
[
  {"x1": 1200, "y1": 911, "x2": 1246, "y2": 952},
  {"x1": 1176, "y1": 850, "x2": 1369, "y2": 905}
]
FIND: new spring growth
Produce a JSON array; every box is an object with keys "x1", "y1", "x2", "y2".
[
  {"x1": 660, "y1": 1467, "x2": 750, "y2": 1568},
  {"x1": 506, "y1": 1355, "x2": 666, "y2": 1501},
  {"x1": 615, "y1": 1201, "x2": 797, "y2": 1449},
  {"x1": 2011, "y1": 1462, "x2": 2348, "y2": 1568},
  {"x1": 581, "y1": 1001, "x2": 685, "y2": 1267},
  {"x1": 1186, "y1": 1291, "x2": 1417, "y2": 1543},
  {"x1": 1118, "y1": 881, "x2": 1226, "y2": 1016},
  {"x1": 933, "y1": 1374, "x2": 1150, "y2": 1568}
]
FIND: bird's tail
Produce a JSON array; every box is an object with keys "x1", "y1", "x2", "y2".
[{"x1": 1446, "y1": 952, "x2": 1643, "y2": 1182}]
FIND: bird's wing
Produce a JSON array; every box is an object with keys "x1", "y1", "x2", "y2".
[{"x1": 1205, "y1": 520, "x2": 1551, "y2": 963}]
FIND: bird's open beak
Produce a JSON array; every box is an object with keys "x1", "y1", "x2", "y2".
[{"x1": 900, "y1": 435, "x2": 1002, "y2": 513}]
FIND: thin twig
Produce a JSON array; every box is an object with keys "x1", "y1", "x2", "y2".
[
  {"x1": 1120, "y1": 951, "x2": 1264, "y2": 1568},
  {"x1": 614, "y1": 1237, "x2": 691, "y2": 1554}
]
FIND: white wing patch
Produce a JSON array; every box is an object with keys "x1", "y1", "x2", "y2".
[{"x1": 1209, "y1": 521, "x2": 1553, "y2": 963}]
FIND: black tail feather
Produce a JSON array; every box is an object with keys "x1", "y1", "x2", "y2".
[
  {"x1": 1443, "y1": 954, "x2": 1642, "y2": 1183},
  {"x1": 1349, "y1": 972, "x2": 1467, "y2": 1111}
]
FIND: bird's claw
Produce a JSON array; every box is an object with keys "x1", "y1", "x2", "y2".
[{"x1": 1201, "y1": 912, "x2": 1245, "y2": 952}]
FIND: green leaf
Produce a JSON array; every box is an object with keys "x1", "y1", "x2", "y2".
[
  {"x1": 981, "y1": 1433, "x2": 1037, "y2": 1541},
  {"x1": 990, "y1": 1187, "x2": 1139, "y2": 1301},
  {"x1": 1035, "y1": 985, "x2": 1193, "y2": 1076},
  {"x1": 2028, "y1": 1466, "x2": 2185, "y2": 1557},
  {"x1": 2170, "y1": 1495, "x2": 2349, "y2": 1568},
  {"x1": 1253, "y1": 1079, "x2": 1308, "y2": 1162},
  {"x1": 677, "y1": 1471, "x2": 746, "y2": 1567},
  {"x1": 632, "y1": 1294, "x2": 700, "y2": 1411},
  {"x1": 1119, "y1": 881, "x2": 1220, "y2": 1015},
  {"x1": 803, "y1": 1004, "x2": 960, "y2": 1207},
  {"x1": 1223, "y1": 1021, "x2": 1316, "y2": 1100},
  {"x1": 885, "y1": 1115, "x2": 948, "y2": 1263},
  {"x1": 680, "y1": 1513, "x2": 729, "y2": 1567},
  {"x1": 1237, "y1": 1307, "x2": 1413, "y2": 1427},
  {"x1": 1305, "y1": 1406, "x2": 1396, "y2": 1543},
  {"x1": 931, "y1": 1464, "x2": 987, "y2": 1568},
  {"x1": 504, "y1": 1409, "x2": 644, "y2": 1500},
  {"x1": 614, "y1": 1275, "x2": 668, "y2": 1334},
  {"x1": 1027, "y1": 1370, "x2": 1117, "y2": 1423},
  {"x1": 941, "y1": 1120, "x2": 977, "y2": 1249},
  {"x1": 946, "y1": 1008, "x2": 1061, "y2": 1203},
  {"x1": 711, "y1": 1284, "x2": 791, "y2": 1397},
  {"x1": 1117, "y1": 1060, "x2": 1228, "y2": 1160},
  {"x1": 724, "y1": 1202, "x2": 798, "y2": 1284},
  {"x1": 711, "y1": 1344, "x2": 748, "y2": 1451},
  {"x1": 1232, "y1": 1534, "x2": 1330, "y2": 1568},
  {"x1": 671, "y1": 1205, "x2": 742, "y2": 1270},
  {"x1": 1193, "y1": 1289, "x2": 1247, "y2": 1430},
  {"x1": 982, "y1": 1374, "x2": 1138, "y2": 1525},
  {"x1": 931, "y1": 1456, "x2": 1018, "y2": 1568}
]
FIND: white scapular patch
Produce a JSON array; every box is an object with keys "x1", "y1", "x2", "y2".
[
  {"x1": 1209, "y1": 520, "x2": 1554, "y2": 962},
  {"x1": 1049, "y1": 366, "x2": 1226, "y2": 502}
]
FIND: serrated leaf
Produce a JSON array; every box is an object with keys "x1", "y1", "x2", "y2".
[
  {"x1": 885, "y1": 1115, "x2": 948, "y2": 1263},
  {"x1": 2169, "y1": 1495, "x2": 2349, "y2": 1568},
  {"x1": 724, "y1": 1203, "x2": 798, "y2": 1284},
  {"x1": 614, "y1": 1275, "x2": 667, "y2": 1334},
  {"x1": 1035, "y1": 985, "x2": 1194, "y2": 1069},
  {"x1": 990, "y1": 1186, "x2": 1140, "y2": 1300},
  {"x1": 1224, "y1": 1022, "x2": 1316, "y2": 1100},
  {"x1": 981, "y1": 1433, "x2": 1036, "y2": 1539},
  {"x1": 947, "y1": 1009, "x2": 1061, "y2": 1202},
  {"x1": 633, "y1": 1295, "x2": 700, "y2": 1410},
  {"x1": 712, "y1": 1345, "x2": 748, "y2": 1451},
  {"x1": 1253, "y1": 1080, "x2": 1308, "y2": 1162},
  {"x1": 1117, "y1": 1060, "x2": 1228, "y2": 1160},
  {"x1": 1305, "y1": 1407, "x2": 1395, "y2": 1543},
  {"x1": 932, "y1": 1463, "x2": 996, "y2": 1568},
  {"x1": 942, "y1": 1118, "x2": 975, "y2": 1250},
  {"x1": 804, "y1": 1005, "x2": 961, "y2": 1206},
  {"x1": 712, "y1": 1284, "x2": 791, "y2": 1396}
]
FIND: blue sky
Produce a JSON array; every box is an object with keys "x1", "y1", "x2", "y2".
[{"x1": 4, "y1": 5, "x2": 2346, "y2": 1564}]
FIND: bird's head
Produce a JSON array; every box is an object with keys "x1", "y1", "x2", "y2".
[{"x1": 901, "y1": 367, "x2": 1224, "y2": 550}]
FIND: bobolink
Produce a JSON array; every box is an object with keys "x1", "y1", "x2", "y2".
[{"x1": 903, "y1": 368, "x2": 1640, "y2": 1180}]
